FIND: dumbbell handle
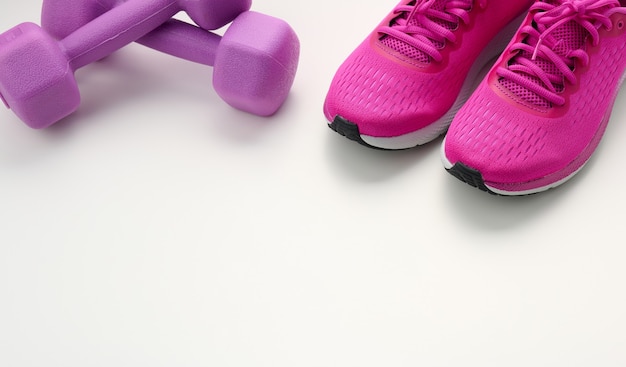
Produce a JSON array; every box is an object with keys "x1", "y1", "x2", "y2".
[
  {"x1": 136, "y1": 19, "x2": 221, "y2": 66},
  {"x1": 61, "y1": 0, "x2": 180, "y2": 69}
]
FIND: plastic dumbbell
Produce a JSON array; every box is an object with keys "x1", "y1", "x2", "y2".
[
  {"x1": 0, "y1": 0, "x2": 251, "y2": 129},
  {"x1": 41, "y1": 0, "x2": 301, "y2": 117},
  {"x1": 41, "y1": 0, "x2": 248, "y2": 37}
]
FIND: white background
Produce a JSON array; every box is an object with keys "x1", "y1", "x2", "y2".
[{"x1": 1, "y1": 1, "x2": 626, "y2": 366}]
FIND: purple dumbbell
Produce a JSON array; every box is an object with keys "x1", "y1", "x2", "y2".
[
  {"x1": 41, "y1": 0, "x2": 246, "y2": 37},
  {"x1": 0, "y1": 0, "x2": 251, "y2": 129},
  {"x1": 41, "y1": 0, "x2": 301, "y2": 117}
]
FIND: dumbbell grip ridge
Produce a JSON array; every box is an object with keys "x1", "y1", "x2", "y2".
[
  {"x1": 60, "y1": 0, "x2": 180, "y2": 70},
  {"x1": 136, "y1": 18, "x2": 220, "y2": 66}
]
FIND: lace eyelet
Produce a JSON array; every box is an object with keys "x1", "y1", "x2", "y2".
[{"x1": 617, "y1": 20, "x2": 624, "y2": 30}]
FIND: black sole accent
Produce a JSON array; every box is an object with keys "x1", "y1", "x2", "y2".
[
  {"x1": 446, "y1": 162, "x2": 497, "y2": 195},
  {"x1": 328, "y1": 115, "x2": 386, "y2": 150}
]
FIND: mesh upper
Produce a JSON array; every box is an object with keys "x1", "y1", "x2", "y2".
[
  {"x1": 380, "y1": 0, "x2": 458, "y2": 64},
  {"x1": 444, "y1": 22, "x2": 626, "y2": 189},
  {"x1": 323, "y1": 0, "x2": 535, "y2": 138}
]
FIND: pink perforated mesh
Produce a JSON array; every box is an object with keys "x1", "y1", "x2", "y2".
[
  {"x1": 325, "y1": 49, "x2": 472, "y2": 136},
  {"x1": 380, "y1": 0, "x2": 459, "y2": 63},
  {"x1": 381, "y1": 37, "x2": 430, "y2": 63},
  {"x1": 499, "y1": 19, "x2": 588, "y2": 108},
  {"x1": 323, "y1": 0, "x2": 535, "y2": 139}
]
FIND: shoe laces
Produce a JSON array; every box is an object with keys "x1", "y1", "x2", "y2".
[
  {"x1": 497, "y1": 0, "x2": 626, "y2": 108},
  {"x1": 378, "y1": 0, "x2": 486, "y2": 63}
]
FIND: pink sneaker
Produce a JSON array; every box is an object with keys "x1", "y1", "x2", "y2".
[
  {"x1": 442, "y1": 0, "x2": 626, "y2": 195},
  {"x1": 323, "y1": 0, "x2": 533, "y2": 150}
]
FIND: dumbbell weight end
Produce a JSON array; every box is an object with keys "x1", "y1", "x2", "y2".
[
  {"x1": 135, "y1": 12, "x2": 299, "y2": 116},
  {"x1": 213, "y1": 12, "x2": 300, "y2": 116},
  {"x1": 0, "y1": 23, "x2": 80, "y2": 128}
]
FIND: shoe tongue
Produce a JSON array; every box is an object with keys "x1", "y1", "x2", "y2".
[
  {"x1": 381, "y1": 0, "x2": 457, "y2": 64},
  {"x1": 499, "y1": 19, "x2": 588, "y2": 108},
  {"x1": 551, "y1": 19, "x2": 588, "y2": 57}
]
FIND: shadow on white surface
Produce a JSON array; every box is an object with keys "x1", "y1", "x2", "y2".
[
  {"x1": 441, "y1": 156, "x2": 596, "y2": 231},
  {"x1": 324, "y1": 130, "x2": 443, "y2": 183},
  {"x1": 4, "y1": 55, "x2": 185, "y2": 142},
  {"x1": 205, "y1": 94, "x2": 298, "y2": 147}
]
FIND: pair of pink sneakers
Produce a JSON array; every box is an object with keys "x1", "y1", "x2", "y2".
[{"x1": 324, "y1": 0, "x2": 626, "y2": 195}]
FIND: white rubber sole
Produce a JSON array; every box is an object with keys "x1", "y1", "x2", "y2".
[{"x1": 440, "y1": 139, "x2": 587, "y2": 196}]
